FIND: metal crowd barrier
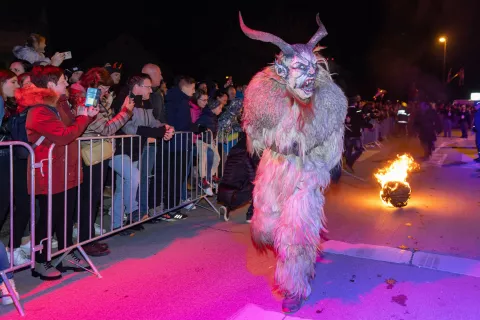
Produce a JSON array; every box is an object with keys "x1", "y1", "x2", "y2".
[
  {"x1": 361, "y1": 118, "x2": 395, "y2": 149},
  {"x1": 42, "y1": 131, "x2": 221, "y2": 281},
  {"x1": 0, "y1": 141, "x2": 38, "y2": 316}
]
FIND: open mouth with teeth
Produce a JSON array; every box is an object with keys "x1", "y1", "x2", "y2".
[{"x1": 301, "y1": 78, "x2": 315, "y2": 93}]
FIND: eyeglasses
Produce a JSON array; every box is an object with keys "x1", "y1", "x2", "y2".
[{"x1": 140, "y1": 85, "x2": 152, "y2": 89}]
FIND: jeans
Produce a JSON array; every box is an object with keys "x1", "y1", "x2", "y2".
[
  {"x1": 207, "y1": 148, "x2": 214, "y2": 180},
  {"x1": 0, "y1": 242, "x2": 13, "y2": 282},
  {"x1": 36, "y1": 188, "x2": 76, "y2": 263},
  {"x1": 0, "y1": 157, "x2": 31, "y2": 249},
  {"x1": 109, "y1": 154, "x2": 140, "y2": 229},
  {"x1": 460, "y1": 121, "x2": 468, "y2": 138},
  {"x1": 476, "y1": 133, "x2": 480, "y2": 157},
  {"x1": 443, "y1": 119, "x2": 452, "y2": 137},
  {"x1": 79, "y1": 161, "x2": 108, "y2": 242},
  {"x1": 181, "y1": 149, "x2": 194, "y2": 201},
  {"x1": 344, "y1": 137, "x2": 363, "y2": 167},
  {"x1": 140, "y1": 145, "x2": 156, "y2": 214},
  {"x1": 164, "y1": 150, "x2": 189, "y2": 210}
]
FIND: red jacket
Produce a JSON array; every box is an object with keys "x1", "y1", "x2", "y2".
[{"x1": 15, "y1": 86, "x2": 91, "y2": 195}]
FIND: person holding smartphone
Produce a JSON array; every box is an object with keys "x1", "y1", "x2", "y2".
[
  {"x1": 13, "y1": 33, "x2": 65, "y2": 66},
  {"x1": 69, "y1": 67, "x2": 134, "y2": 256},
  {"x1": 15, "y1": 65, "x2": 99, "y2": 281},
  {"x1": 110, "y1": 74, "x2": 174, "y2": 230}
]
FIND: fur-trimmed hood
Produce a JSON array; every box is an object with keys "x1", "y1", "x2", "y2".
[{"x1": 15, "y1": 86, "x2": 59, "y2": 113}]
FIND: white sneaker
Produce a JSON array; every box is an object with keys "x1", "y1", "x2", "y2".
[
  {"x1": 20, "y1": 241, "x2": 31, "y2": 258},
  {"x1": 94, "y1": 223, "x2": 106, "y2": 236},
  {"x1": 6, "y1": 248, "x2": 30, "y2": 266},
  {"x1": 200, "y1": 178, "x2": 214, "y2": 196},
  {"x1": 181, "y1": 199, "x2": 196, "y2": 210},
  {"x1": 73, "y1": 224, "x2": 106, "y2": 238},
  {"x1": 0, "y1": 279, "x2": 20, "y2": 305}
]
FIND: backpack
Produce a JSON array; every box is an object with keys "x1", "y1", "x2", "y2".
[{"x1": 8, "y1": 104, "x2": 60, "y2": 159}]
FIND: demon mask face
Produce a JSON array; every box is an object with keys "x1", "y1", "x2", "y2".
[{"x1": 239, "y1": 13, "x2": 328, "y2": 101}]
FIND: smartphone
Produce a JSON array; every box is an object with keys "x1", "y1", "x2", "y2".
[
  {"x1": 85, "y1": 88, "x2": 101, "y2": 107},
  {"x1": 134, "y1": 95, "x2": 142, "y2": 105},
  {"x1": 63, "y1": 51, "x2": 72, "y2": 60},
  {"x1": 129, "y1": 91, "x2": 142, "y2": 105}
]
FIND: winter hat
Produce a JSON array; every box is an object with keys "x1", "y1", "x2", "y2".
[{"x1": 65, "y1": 66, "x2": 83, "y2": 77}]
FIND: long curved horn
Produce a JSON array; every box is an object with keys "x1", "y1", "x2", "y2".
[
  {"x1": 307, "y1": 14, "x2": 328, "y2": 48},
  {"x1": 239, "y1": 12, "x2": 294, "y2": 56}
]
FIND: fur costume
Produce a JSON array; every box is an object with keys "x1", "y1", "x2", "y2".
[{"x1": 239, "y1": 13, "x2": 348, "y2": 300}]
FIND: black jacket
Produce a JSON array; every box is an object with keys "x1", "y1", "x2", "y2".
[
  {"x1": 345, "y1": 107, "x2": 373, "y2": 138},
  {"x1": 217, "y1": 135, "x2": 259, "y2": 208}
]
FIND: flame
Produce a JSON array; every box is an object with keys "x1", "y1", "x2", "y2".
[{"x1": 374, "y1": 154, "x2": 419, "y2": 206}]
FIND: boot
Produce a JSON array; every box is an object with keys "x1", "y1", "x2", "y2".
[
  {"x1": 282, "y1": 294, "x2": 304, "y2": 314},
  {"x1": 58, "y1": 252, "x2": 92, "y2": 272},
  {"x1": 0, "y1": 279, "x2": 20, "y2": 305},
  {"x1": 32, "y1": 262, "x2": 62, "y2": 281},
  {"x1": 83, "y1": 243, "x2": 110, "y2": 257}
]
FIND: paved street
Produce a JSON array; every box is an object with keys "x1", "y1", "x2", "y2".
[
  {"x1": 1, "y1": 130, "x2": 479, "y2": 319},
  {"x1": 326, "y1": 132, "x2": 480, "y2": 259}
]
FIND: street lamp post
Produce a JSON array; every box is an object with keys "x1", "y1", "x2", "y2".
[{"x1": 439, "y1": 37, "x2": 447, "y2": 84}]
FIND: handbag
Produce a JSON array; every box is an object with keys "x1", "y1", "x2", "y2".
[{"x1": 80, "y1": 139, "x2": 114, "y2": 166}]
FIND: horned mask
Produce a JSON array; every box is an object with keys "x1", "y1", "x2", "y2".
[{"x1": 239, "y1": 12, "x2": 328, "y2": 101}]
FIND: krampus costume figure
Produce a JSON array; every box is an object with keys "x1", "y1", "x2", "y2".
[{"x1": 239, "y1": 13, "x2": 348, "y2": 313}]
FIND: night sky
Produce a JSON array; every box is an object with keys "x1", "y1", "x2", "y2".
[{"x1": 2, "y1": 0, "x2": 480, "y2": 100}]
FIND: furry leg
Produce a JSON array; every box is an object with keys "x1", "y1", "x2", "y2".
[
  {"x1": 274, "y1": 172, "x2": 327, "y2": 300},
  {"x1": 250, "y1": 205, "x2": 278, "y2": 252},
  {"x1": 250, "y1": 151, "x2": 283, "y2": 251}
]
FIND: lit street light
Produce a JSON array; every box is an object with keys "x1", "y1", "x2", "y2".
[{"x1": 439, "y1": 37, "x2": 447, "y2": 84}]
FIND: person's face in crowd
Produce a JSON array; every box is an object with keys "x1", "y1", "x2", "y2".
[
  {"x1": 211, "y1": 104, "x2": 223, "y2": 116},
  {"x1": 198, "y1": 83, "x2": 207, "y2": 92},
  {"x1": 137, "y1": 78, "x2": 153, "y2": 100},
  {"x1": 110, "y1": 72, "x2": 121, "y2": 85},
  {"x1": 2, "y1": 76, "x2": 19, "y2": 99},
  {"x1": 70, "y1": 71, "x2": 83, "y2": 84},
  {"x1": 197, "y1": 94, "x2": 209, "y2": 109},
  {"x1": 34, "y1": 38, "x2": 46, "y2": 54},
  {"x1": 216, "y1": 93, "x2": 228, "y2": 106},
  {"x1": 47, "y1": 74, "x2": 68, "y2": 96},
  {"x1": 227, "y1": 87, "x2": 236, "y2": 100},
  {"x1": 160, "y1": 82, "x2": 167, "y2": 95},
  {"x1": 20, "y1": 76, "x2": 32, "y2": 88},
  {"x1": 181, "y1": 83, "x2": 195, "y2": 97},
  {"x1": 9, "y1": 62, "x2": 25, "y2": 76}
]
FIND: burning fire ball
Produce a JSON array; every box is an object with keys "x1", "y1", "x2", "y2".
[
  {"x1": 374, "y1": 154, "x2": 419, "y2": 208},
  {"x1": 380, "y1": 181, "x2": 411, "y2": 208}
]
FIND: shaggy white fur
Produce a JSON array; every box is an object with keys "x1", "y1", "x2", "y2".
[{"x1": 244, "y1": 65, "x2": 347, "y2": 299}]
